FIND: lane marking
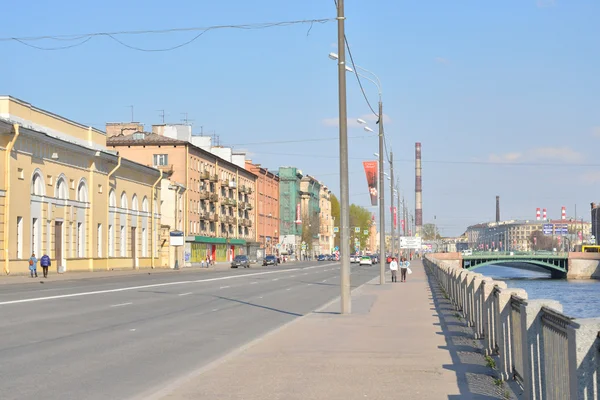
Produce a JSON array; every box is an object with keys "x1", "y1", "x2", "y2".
[
  {"x1": 272, "y1": 278, "x2": 279, "y2": 281},
  {"x1": 130, "y1": 329, "x2": 136, "y2": 332},
  {"x1": 179, "y1": 292, "x2": 193, "y2": 297},
  {"x1": 286, "y1": 288, "x2": 291, "y2": 291},
  {"x1": 0, "y1": 263, "x2": 337, "y2": 307},
  {"x1": 110, "y1": 302, "x2": 132, "y2": 308},
  {"x1": 212, "y1": 309, "x2": 219, "y2": 312},
  {"x1": 219, "y1": 286, "x2": 230, "y2": 289},
  {"x1": 321, "y1": 279, "x2": 327, "y2": 283},
  {"x1": 250, "y1": 282, "x2": 258, "y2": 285}
]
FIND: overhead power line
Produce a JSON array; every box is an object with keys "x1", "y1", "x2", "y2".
[{"x1": 2, "y1": 18, "x2": 335, "y2": 51}]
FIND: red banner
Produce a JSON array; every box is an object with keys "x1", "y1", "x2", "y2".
[
  {"x1": 401, "y1": 220, "x2": 405, "y2": 232},
  {"x1": 391, "y1": 207, "x2": 397, "y2": 229},
  {"x1": 362, "y1": 161, "x2": 378, "y2": 206}
]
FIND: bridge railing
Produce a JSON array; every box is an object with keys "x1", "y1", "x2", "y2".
[{"x1": 425, "y1": 255, "x2": 600, "y2": 399}]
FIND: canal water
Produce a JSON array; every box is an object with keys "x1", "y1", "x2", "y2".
[{"x1": 475, "y1": 265, "x2": 600, "y2": 319}]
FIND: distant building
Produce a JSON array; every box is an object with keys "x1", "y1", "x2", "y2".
[
  {"x1": 318, "y1": 184, "x2": 334, "y2": 254},
  {"x1": 299, "y1": 175, "x2": 321, "y2": 259},
  {"x1": 278, "y1": 167, "x2": 303, "y2": 257},
  {"x1": 245, "y1": 161, "x2": 279, "y2": 256}
]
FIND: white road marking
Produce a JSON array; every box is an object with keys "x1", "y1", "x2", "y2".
[
  {"x1": 212, "y1": 309, "x2": 219, "y2": 312},
  {"x1": 0, "y1": 263, "x2": 337, "y2": 307},
  {"x1": 290, "y1": 275, "x2": 296, "y2": 277},
  {"x1": 259, "y1": 296, "x2": 263, "y2": 299},
  {"x1": 219, "y1": 286, "x2": 230, "y2": 289},
  {"x1": 179, "y1": 292, "x2": 193, "y2": 297},
  {"x1": 250, "y1": 282, "x2": 258, "y2": 285},
  {"x1": 272, "y1": 278, "x2": 279, "y2": 281},
  {"x1": 110, "y1": 302, "x2": 132, "y2": 308},
  {"x1": 130, "y1": 329, "x2": 136, "y2": 332},
  {"x1": 321, "y1": 279, "x2": 327, "y2": 283},
  {"x1": 286, "y1": 288, "x2": 291, "y2": 291}
]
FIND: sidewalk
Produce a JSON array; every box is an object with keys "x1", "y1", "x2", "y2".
[{"x1": 156, "y1": 261, "x2": 512, "y2": 400}]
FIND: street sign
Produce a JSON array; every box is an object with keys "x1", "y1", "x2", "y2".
[
  {"x1": 363, "y1": 230, "x2": 369, "y2": 235},
  {"x1": 355, "y1": 227, "x2": 360, "y2": 233},
  {"x1": 334, "y1": 246, "x2": 339, "y2": 251},
  {"x1": 542, "y1": 224, "x2": 553, "y2": 235},
  {"x1": 333, "y1": 227, "x2": 339, "y2": 233},
  {"x1": 276, "y1": 243, "x2": 281, "y2": 249},
  {"x1": 301, "y1": 244, "x2": 307, "y2": 250},
  {"x1": 555, "y1": 224, "x2": 568, "y2": 235},
  {"x1": 169, "y1": 231, "x2": 184, "y2": 246},
  {"x1": 400, "y1": 236, "x2": 422, "y2": 249}
]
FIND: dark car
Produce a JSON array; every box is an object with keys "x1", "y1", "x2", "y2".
[
  {"x1": 231, "y1": 255, "x2": 250, "y2": 268},
  {"x1": 317, "y1": 254, "x2": 327, "y2": 261},
  {"x1": 263, "y1": 255, "x2": 279, "y2": 266}
]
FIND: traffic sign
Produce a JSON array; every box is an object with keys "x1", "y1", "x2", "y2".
[
  {"x1": 334, "y1": 246, "x2": 339, "y2": 251},
  {"x1": 333, "y1": 227, "x2": 339, "y2": 233},
  {"x1": 355, "y1": 227, "x2": 360, "y2": 233},
  {"x1": 363, "y1": 229, "x2": 369, "y2": 235},
  {"x1": 400, "y1": 236, "x2": 422, "y2": 249}
]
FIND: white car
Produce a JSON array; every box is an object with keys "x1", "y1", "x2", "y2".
[
  {"x1": 359, "y1": 256, "x2": 373, "y2": 266},
  {"x1": 349, "y1": 255, "x2": 358, "y2": 263}
]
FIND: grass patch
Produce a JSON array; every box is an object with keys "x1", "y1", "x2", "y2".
[{"x1": 485, "y1": 355, "x2": 497, "y2": 369}]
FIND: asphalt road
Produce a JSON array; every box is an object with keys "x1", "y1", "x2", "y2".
[{"x1": 0, "y1": 261, "x2": 379, "y2": 400}]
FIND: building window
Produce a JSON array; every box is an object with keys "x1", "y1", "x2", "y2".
[
  {"x1": 16, "y1": 216, "x2": 23, "y2": 259},
  {"x1": 97, "y1": 224, "x2": 102, "y2": 258},
  {"x1": 108, "y1": 225, "x2": 114, "y2": 257},
  {"x1": 153, "y1": 154, "x2": 169, "y2": 166},
  {"x1": 98, "y1": 184, "x2": 103, "y2": 194},
  {"x1": 120, "y1": 225, "x2": 126, "y2": 257},
  {"x1": 18, "y1": 168, "x2": 24, "y2": 180},
  {"x1": 77, "y1": 222, "x2": 84, "y2": 258},
  {"x1": 142, "y1": 228, "x2": 147, "y2": 257},
  {"x1": 32, "y1": 218, "x2": 39, "y2": 255}
]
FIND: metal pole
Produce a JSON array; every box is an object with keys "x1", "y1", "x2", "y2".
[
  {"x1": 397, "y1": 182, "x2": 401, "y2": 257},
  {"x1": 389, "y1": 150, "x2": 394, "y2": 258},
  {"x1": 378, "y1": 100, "x2": 386, "y2": 285},
  {"x1": 337, "y1": 0, "x2": 351, "y2": 314}
]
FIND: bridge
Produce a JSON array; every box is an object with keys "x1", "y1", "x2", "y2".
[
  {"x1": 462, "y1": 251, "x2": 569, "y2": 278},
  {"x1": 431, "y1": 251, "x2": 600, "y2": 279}
]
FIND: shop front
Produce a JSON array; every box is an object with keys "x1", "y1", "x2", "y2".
[{"x1": 186, "y1": 236, "x2": 247, "y2": 266}]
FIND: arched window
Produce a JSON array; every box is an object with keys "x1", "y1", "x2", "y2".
[
  {"x1": 142, "y1": 196, "x2": 149, "y2": 213},
  {"x1": 31, "y1": 171, "x2": 45, "y2": 196},
  {"x1": 109, "y1": 190, "x2": 117, "y2": 207},
  {"x1": 77, "y1": 179, "x2": 88, "y2": 202},
  {"x1": 131, "y1": 195, "x2": 139, "y2": 212},
  {"x1": 55, "y1": 177, "x2": 67, "y2": 200},
  {"x1": 121, "y1": 192, "x2": 128, "y2": 210}
]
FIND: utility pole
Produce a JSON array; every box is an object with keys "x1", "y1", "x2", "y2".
[
  {"x1": 390, "y1": 150, "x2": 394, "y2": 258},
  {"x1": 128, "y1": 105, "x2": 134, "y2": 122},
  {"x1": 336, "y1": 0, "x2": 351, "y2": 313},
  {"x1": 397, "y1": 180, "x2": 401, "y2": 257},
  {"x1": 378, "y1": 98, "x2": 386, "y2": 285}
]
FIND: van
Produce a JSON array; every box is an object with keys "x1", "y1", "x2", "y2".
[{"x1": 462, "y1": 249, "x2": 473, "y2": 256}]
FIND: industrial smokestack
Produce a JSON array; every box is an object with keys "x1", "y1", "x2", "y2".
[
  {"x1": 496, "y1": 196, "x2": 500, "y2": 223},
  {"x1": 543, "y1": 208, "x2": 547, "y2": 220},
  {"x1": 561, "y1": 206, "x2": 566, "y2": 220},
  {"x1": 415, "y1": 142, "x2": 422, "y2": 236},
  {"x1": 536, "y1": 208, "x2": 541, "y2": 221}
]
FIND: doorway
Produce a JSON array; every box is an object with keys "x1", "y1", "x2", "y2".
[
  {"x1": 131, "y1": 227, "x2": 137, "y2": 268},
  {"x1": 54, "y1": 221, "x2": 63, "y2": 272}
]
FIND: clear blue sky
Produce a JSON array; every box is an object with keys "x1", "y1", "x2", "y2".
[{"x1": 2, "y1": 0, "x2": 598, "y2": 236}]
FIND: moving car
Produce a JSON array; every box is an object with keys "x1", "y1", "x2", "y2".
[
  {"x1": 263, "y1": 255, "x2": 279, "y2": 266},
  {"x1": 317, "y1": 254, "x2": 327, "y2": 261},
  {"x1": 231, "y1": 254, "x2": 250, "y2": 268},
  {"x1": 359, "y1": 256, "x2": 373, "y2": 266},
  {"x1": 370, "y1": 255, "x2": 379, "y2": 264}
]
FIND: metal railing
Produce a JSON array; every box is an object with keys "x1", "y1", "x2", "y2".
[
  {"x1": 510, "y1": 295, "x2": 525, "y2": 383},
  {"x1": 540, "y1": 307, "x2": 572, "y2": 400}
]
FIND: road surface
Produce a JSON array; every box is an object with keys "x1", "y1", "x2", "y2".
[{"x1": 0, "y1": 261, "x2": 378, "y2": 400}]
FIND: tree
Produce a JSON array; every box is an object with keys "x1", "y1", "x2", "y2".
[
  {"x1": 301, "y1": 212, "x2": 320, "y2": 254},
  {"x1": 331, "y1": 194, "x2": 340, "y2": 248},
  {"x1": 530, "y1": 230, "x2": 558, "y2": 251},
  {"x1": 421, "y1": 223, "x2": 440, "y2": 240},
  {"x1": 349, "y1": 204, "x2": 372, "y2": 251}
]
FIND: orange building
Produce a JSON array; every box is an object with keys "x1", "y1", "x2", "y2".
[
  {"x1": 245, "y1": 161, "x2": 279, "y2": 255},
  {"x1": 107, "y1": 131, "x2": 257, "y2": 264}
]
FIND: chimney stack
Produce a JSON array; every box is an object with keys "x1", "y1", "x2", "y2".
[
  {"x1": 536, "y1": 208, "x2": 541, "y2": 220},
  {"x1": 496, "y1": 196, "x2": 500, "y2": 223},
  {"x1": 561, "y1": 206, "x2": 566, "y2": 220},
  {"x1": 543, "y1": 208, "x2": 547, "y2": 220},
  {"x1": 415, "y1": 142, "x2": 422, "y2": 236}
]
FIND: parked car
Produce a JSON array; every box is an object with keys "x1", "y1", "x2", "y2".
[
  {"x1": 231, "y1": 254, "x2": 250, "y2": 268},
  {"x1": 317, "y1": 254, "x2": 327, "y2": 261},
  {"x1": 359, "y1": 256, "x2": 373, "y2": 266},
  {"x1": 370, "y1": 255, "x2": 379, "y2": 264},
  {"x1": 350, "y1": 255, "x2": 358, "y2": 263},
  {"x1": 263, "y1": 255, "x2": 279, "y2": 266}
]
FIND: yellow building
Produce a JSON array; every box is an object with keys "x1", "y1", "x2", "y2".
[
  {"x1": 0, "y1": 96, "x2": 162, "y2": 275},
  {"x1": 318, "y1": 184, "x2": 334, "y2": 254}
]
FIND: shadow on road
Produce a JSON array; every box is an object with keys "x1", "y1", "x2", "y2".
[{"x1": 213, "y1": 295, "x2": 303, "y2": 317}]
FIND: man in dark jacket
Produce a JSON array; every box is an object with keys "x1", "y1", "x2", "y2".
[{"x1": 40, "y1": 254, "x2": 51, "y2": 278}]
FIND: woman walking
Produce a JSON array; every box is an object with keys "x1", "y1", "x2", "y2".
[
  {"x1": 389, "y1": 257, "x2": 399, "y2": 283},
  {"x1": 400, "y1": 257, "x2": 410, "y2": 282}
]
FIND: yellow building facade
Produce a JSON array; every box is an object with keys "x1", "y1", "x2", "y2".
[{"x1": 0, "y1": 96, "x2": 162, "y2": 275}]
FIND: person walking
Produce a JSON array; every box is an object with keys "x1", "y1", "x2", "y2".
[
  {"x1": 400, "y1": 256, "x2": 410, "y2": 282},
  {"x1": 28, "y1": 253, "x2": 38, "y2": 278},
  {"x1": 40, "y1": 254, "x2": 51, "y2": 278},
  {"x1": 389, "y1": 257, "x2": 399, "y2": 283}
]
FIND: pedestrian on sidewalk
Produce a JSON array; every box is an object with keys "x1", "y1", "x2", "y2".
[
  {"x1": 389, "y1": 257, "x2": 399, "y2": 283},
  {"x1": 28, "y1": 253, "x2": 38, "y2": 278},
  {"x1": 40, "y1": 254, "x2": 51, "y2": 278},
  {"x1": 400, "y1": 256, "x2": 410, "y2": 282}
]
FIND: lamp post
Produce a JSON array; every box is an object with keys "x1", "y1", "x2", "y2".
[{"x1": 332, "y1": 55, "x2": 385, "y2": 285}]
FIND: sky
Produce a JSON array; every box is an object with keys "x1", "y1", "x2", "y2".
[{"x1": 2, "y1": 0, "x2": 599, "y2": 236}]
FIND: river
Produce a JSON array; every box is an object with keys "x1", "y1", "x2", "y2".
[{"x1": 475, "y1": 265, "x2": 600, "y2": 319}]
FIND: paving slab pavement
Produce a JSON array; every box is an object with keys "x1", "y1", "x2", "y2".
[{"x1": 156, "y1": 261, "x2": 514, "y2": 400}]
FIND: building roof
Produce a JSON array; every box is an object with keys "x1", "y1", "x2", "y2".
[{"x1": 107, "y1": 132, "x2": 186, "y2": 146}]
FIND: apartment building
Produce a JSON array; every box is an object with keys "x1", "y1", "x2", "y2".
[
  {"x1": 318, "y1": 184, "x2": 334, "y2": 254},
  {"x1": 245, "y1": 161, "x2": 279, "y2": 256},
  {"x1": 0, "y1": 96, "x2": 162, "y2": 275},
  {"x1": 107, "y1": 129, "x2": 257, "y2": 264}
]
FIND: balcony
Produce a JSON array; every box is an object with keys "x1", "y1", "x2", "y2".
[
  {"x1": 199, "y1": 171, "x2": 210, "y2": 180},
  {"x1": 209, "y1": 213, "x2": 219, "y2": 222},
  {"x1": 245, "y1": 202, "x2": 253, "y2": 210},
  {"x1": 221, "y1": 180, "x2": 229, "y2": 187},
  {"x1": 222, "y1": 198, "x2": 237, "y2": 207},
  {"x1": 199, "y1": 211, "x2": 209, "y2": 220},
  {"x1": 209, "y1": 193, "x2": 219, "y2": 202},
  {"x1": 239, "y1": 185, "x2": 247, "y2": 193},
  {"x1": 155, "y1": 164, "x2": 174, "y2": 174},
  {"x1": 239, "y1": 202, "x2": 246, "y2": 210},
  {"x1": 209, "y1": 174, "x2": 218, "y2": 182},
  {"x1": 247, "y1": 187, "x2": 253, "y2": 194},
  {"x1": 198, "y1": 191, "x2": 209, "y2": 200},
  {"x1": 227, "y1": 216, "x2": 236, "y2": 224}
]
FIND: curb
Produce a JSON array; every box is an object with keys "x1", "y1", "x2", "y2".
[{"x1": 138, "y1": 270, "x2": 383, "y2": 400}]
